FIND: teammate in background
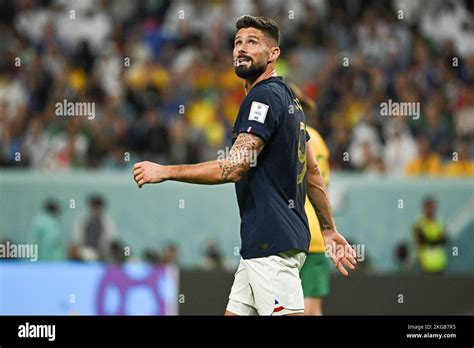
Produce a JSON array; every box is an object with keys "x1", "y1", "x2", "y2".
[
  {"x1": 133, "y1": 15, "x2": 356, "y2": 315},
  {"x1": 289, "y1": 84, "x2": 331, "y2": 315}
]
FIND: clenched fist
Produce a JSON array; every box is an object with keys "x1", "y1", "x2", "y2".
[{"x1": 133, "y1": 161, "x2": 168, "y2": 188}]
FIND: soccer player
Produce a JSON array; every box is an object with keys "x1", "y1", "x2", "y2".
[
  {"x1": 289, "y1": 83, "x2": 331, "y2": 315},
  {"x1": 133, "y1": 15, "x2": 356, "y2": 316}
]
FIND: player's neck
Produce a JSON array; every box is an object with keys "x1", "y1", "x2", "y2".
[{"x1": 244, "y1": 67, "x2": 277, "y2": 94}]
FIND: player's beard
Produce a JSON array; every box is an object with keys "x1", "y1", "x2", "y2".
[{"x1": 235, "y1": 59, "x2": 267, "y2": 80}]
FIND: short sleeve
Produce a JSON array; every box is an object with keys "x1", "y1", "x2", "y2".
[{"x1": 236, "y1": 86, "x2": 281, "y2": 142}]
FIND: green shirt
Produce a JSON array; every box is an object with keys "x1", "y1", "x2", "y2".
[{"x1": 30, "y1": 212, "x2": 65, "y2": 261}]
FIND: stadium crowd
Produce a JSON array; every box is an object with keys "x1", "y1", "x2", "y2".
[{"x1": 0, "y1": 0, "x2": 473, "y2": 176}]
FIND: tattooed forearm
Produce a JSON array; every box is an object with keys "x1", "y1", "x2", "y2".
[
  {"x1": 312, "y1": 196, "x2": 334, "y2": 230},
  {"x1": 218, "y1": 133, "x2": 265, "y2": 182},
  {"x1": 219, "y1": 156, "x2": 245, "y2": 181},
  {"x1": 307, "y1": 174, "x2": 336, "y2": 231},
  {"x1": 162, "y1": 133, "x2": 264, "y2": 185},
  {"x1": 306, "y1": 140, "x2": 337, "y2": 232}
]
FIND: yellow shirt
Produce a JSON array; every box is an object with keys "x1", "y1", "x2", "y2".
[
  {"x1": 442, "y1": 161, "x2": 474, "y2": 177},
  {"x1": 412, "y1": 217, "x2": 447, "y2": 273},
  {"x1": 304, "y1": 127, "x2": 330, "y2": 253},
  {"x1": 405, "y1": 154, "x2": 442, "y2": 176}
]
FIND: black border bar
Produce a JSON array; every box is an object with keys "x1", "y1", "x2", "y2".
[{"x1": 0, "y1": 315, "x2": 473, "y2": 345}]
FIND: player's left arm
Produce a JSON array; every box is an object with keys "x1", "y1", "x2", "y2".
[
  {"x1": 133, "y1": 133, "x2": 265, "y2": 187},
  {"x1": 306, "y1": 139, "x2": 357, "y2": 275}
]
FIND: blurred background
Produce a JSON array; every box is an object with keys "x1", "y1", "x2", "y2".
[{"x1": 0, "y1": 0, "x2": 473, "y2": 315}]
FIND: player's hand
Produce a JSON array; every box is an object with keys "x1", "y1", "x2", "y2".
[
  {"x1": 322, "y1": 230, "x2": 357, "y2": 276},
  {"x1": 133, "y1": 161, "x2": 168, "y2": 188}
]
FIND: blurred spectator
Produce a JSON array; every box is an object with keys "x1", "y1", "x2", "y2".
[
  {"x1": 347, "y1": 107, "x2": 382, "y2": 171},
  {"x1": 71, "y1": 194, "x2": 117, "y2": 261},
  {"x1": 454, "y1": 80, "x2": 474, "y2": 140},
  {"x1": 22, "y1": 118, "x2": 53, "y2": 169},
  {"x1": 442, "y1": 141, "x2": 474, "y2": 176},
  {"x1": 29, "y1": 198, "x2": 64, "y2": 260},
  {"x1": 393, "y1": 241, "x2": 414, "y2": 273},
  {"x1": 108, "y1": 239, "x2": 127, "y2": 264},
  {"x1": 201, "y1": 240, "x2": 224, "y2": 270},
  {"x1": 405, "y1": 137, "x2": 442, "y2": 176},
  {"x1": 358, "y1": 141, "x2": 385, "y2": 174},
  {"x1": 161, "y1": 243, "x2": 178, "y2": 265},
  {"x1": 411, "y1": 197, "x2": 448, "y2": 274},
  {"x1": 328, "y1": 126, "x2": 353, "y2": 171},
  {"x1": 421, "y1": 101, "x2": 451, "y2": 157},
  {"x1": 143, "y1": 248, "x2": 161, "y2": 264},
  {"x1": 383, "y1": 121, "x2": 417, "y2": 176},
  {"x1": 50, "y1": 119, "x2": 89, "y2": 170},
  {"x1": 134, "y1": 107, "x2": 170, "y2": 163}
]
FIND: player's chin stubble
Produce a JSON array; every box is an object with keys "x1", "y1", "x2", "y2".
[{"x1": 235, "y1": 61, "x2": 267, "y2": 80}]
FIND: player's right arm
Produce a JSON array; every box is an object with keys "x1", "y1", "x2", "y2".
[
  {"x1": 306, "y1": 139, "x2": 357, "y2": 275},
  {"x1": 132, "y1": 132, "x2": 265, "y2": 187}
]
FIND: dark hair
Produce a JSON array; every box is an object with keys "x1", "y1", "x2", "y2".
[
  {"x1": 235, "y1": 15, "x2": 280, "y2": 46},
  {"x1": 423, "y1": 196, "x2": 436, "y2": 206},
  {"x1": 288, "y1": 83, "x2": 316, "y2": 111},
  {"x1": 88, "y1": 194, "x2": 104, "y2": 207},
  {"x1": 44, "y1": 198, "x2": 60, "y2": 215}
]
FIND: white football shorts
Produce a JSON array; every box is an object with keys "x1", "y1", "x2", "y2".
[{"x1": 226, "y1": 249, "x2": 307, "y2": 316}]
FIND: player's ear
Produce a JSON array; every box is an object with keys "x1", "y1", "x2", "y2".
[{"x1": 268, "y1": 46, "x2": 280, "y2": 63}]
